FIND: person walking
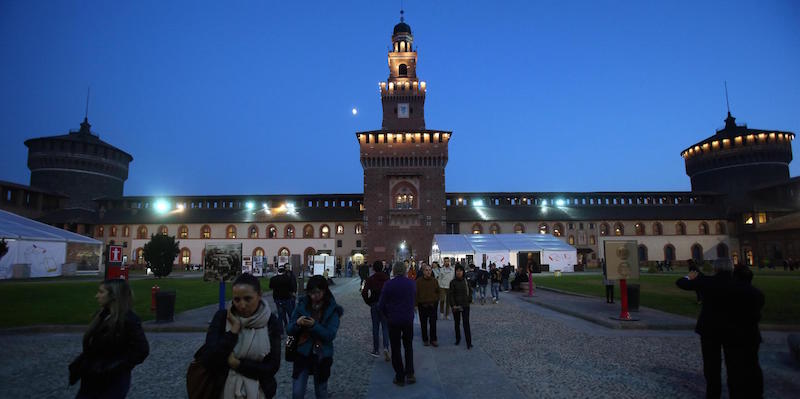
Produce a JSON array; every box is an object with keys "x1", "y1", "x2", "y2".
[
  {"x1": 465, "y1": 264, "x2": 478, "y2": 303},
  {"x1": 436, "y1": 259, "x2": 455, "y2": 320},
  {"x1": 358, "y1": 262, "x2": 370, "y2": 286},
  {"x1": 501, "y1": 263, "x2": 511, "y2": 291},
  {"x1": 489, "y1": 263, "x2": 502, "y2": 303},
  {"x1": 448, "y1": 264, "x2": 473, "y2": 349},
  {"x1": 362, "y1": 260, "x2": 391, "y2": 361},
  {"x1": 378, "y1": 261, "x2": 417, "y2": 386},
  {"x1": 477, "y1": 264, "x2": 489, "y2": 304},
  {"x1": 288, "y1": 276, "x2": 343, "y2": 399},
  {"x1": 69, "y1": 279, "x2": 150, "y2": 398},
  {"x1": 601, "y1": 260, "x2": 614, "y2": 304},
  {"x1": 196, "y1": 273, "x2": 282, "y2": 398},
  {"x1": 269, "y1": 265, "x2": 297, "y2": 333},
  {"x1": 415, "y1": 263, "x2": 440, "y2": 347}
]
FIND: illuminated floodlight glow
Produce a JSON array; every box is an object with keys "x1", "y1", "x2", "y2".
[
  {"x1": 176, "y1": 203, "x2": 185, "y2": 211},
  {"x1": 555, "y1": 199, "x2": 566, "y2": 207},
  {"x1": 246, "y1": 201, "x2": 255, "y2": 210},
  {"x1": 352, "y1": 107, "x2": 358, "y2": 115},
  {"x1": 400, "y1": 242, "x2": 406, "y2": 249},
  {"x1": 473, "y1": 199, "x2": 484, "y2": 207},
  {"x1": 541, "y1": 199, "x2": 548, "y2": 206},
  {"x1": 154, "y1": 200, "x2": 169, "y2": 213}
]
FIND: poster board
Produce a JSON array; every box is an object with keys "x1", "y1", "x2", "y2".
[
  {"x1": 242, "y1": 255, "x2": 253, "y2": 274},
  {"x1": 252, "y1": 256, "x2": 264, "y2": 276},
  {"x1": 603, "y1": 240, "x2": 640, "y2": 280},
  {"x1": 203, "y1": 243, "x2": 243, "y2": 282}
]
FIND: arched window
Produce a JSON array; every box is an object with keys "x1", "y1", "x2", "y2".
[
  {"x1": 398, "y1": 64, "x2": 408, "y2": 76},
  {"x1": 675, "y1": 222, "x2": 686, "y2": 235},
  {"x1": 589, "y1": 235, "x2": 596, "y2": 245},
  {"x1": 267, "y1": 225, "x2": 278, "y2": 238},
  {"x1": 159, "y1": 225, "x2": 168, "y2": 235},
  {"x1": 514, "y1": 223, "x2": 525, "y2": 234},
  {"x1": 691, "y1": 244, "x2": 704, "y2": 261},
  {"x1": 110, "y1": 226, "x2": 117, "y2": 237},
  {"x1": 355, "y1": 224, "x2": 363, "y2": 234},
  {"x1": 180, "y1": 248, "x2": 191, "y2": 265},
  {"x1": 226, "y1": 225, "x2": 237, "y2": 239},
  {"x1": 716, "y1": 243, "x2": 729, "y2": 258},
  {"x1": 336, "y1": 224, "x2": 344, "y2": 235},
  {"x1": 285, "y1": 225, "x2": 295, "y2": 238},
  {"x1": 304, "y1": 247, "x2": 316, "y2": 268},
  {"x1": 553, "y1": 223, "x2": 564, "y2": 237},
  {"x1": 253, "y1": 247, "x2": 265, "y2": 257},
  {"x1": 472, "y1": 223, "x2": 483, "y2": 234},
  {"x1": 201, "y1": 225, "x2": 211, "y2": 239},
  {"x1": 715, "y1": 222, "x2": 726, "y2": 235},
  {"x1": 664, "y1": 244, "x2": 676, "y2": 262},
  {"x1": 489, "y1": 223, "x2": 500, "y2": 234},
  {"x1": 614, "y1": 222, "x2": 624, "y2": 236},
  {"x1": 137, "y1": 225, "x2": 148, "y2": 239},
  {"x1": 392, "y1": 182, "x2": 418, "y2": 209},
  {"x1": 599, "y1": 223, "x2": 609, "y2": 236},
  {"x1": 96, "y1": 226, "x2": 104, "y2": 237},
  {"x1": 278, "y1": 247, "x2": 290, "y2": 257},
  {"x1": 638, "y1": 244, "x2": 648, "y2": 261},
  {"x1": 303, "y1": 224, "x2": 314, "y2": 238},
  {"x1": 123, "y1": 225, "x2": 130, "y2": 237},
  {"x1": 568, "y1": 235, "x2": 575, "y2": 245},
  {"x1": 538, "y1": 223, "x2": 548, "y2": 235},
  {"x1": 635, "y1": 223, "x2": 645, "y2": 235},
  {"x1": 136, "y1": 247, "x2": 145, "y2": 264},
  {"x1": 179, "y1": 225, "x2": 188, "y2": 239},
  {"x1": 652, "y1": 222, "x2": 663, "y2": 236},
  {"x1": 249, "y1": 225, "x2": 259, "y2": 238},
  {"x1": 698, "y1": 222, "x2": 708, "y2": 235},
  {"x1": 320, "y1": 225, "x2": 330, "y2": 238}
]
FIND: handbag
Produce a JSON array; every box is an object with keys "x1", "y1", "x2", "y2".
[
  {"x1": 186, "y1": 347, "x2": 223, "y2": 399},
  {"x1": 285, "y1": 333, "x2": 298, "y2": 362}
]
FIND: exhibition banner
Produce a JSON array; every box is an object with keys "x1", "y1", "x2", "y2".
[{"x1": 203, "y1": 243, "x2": 243, "y2": 282}]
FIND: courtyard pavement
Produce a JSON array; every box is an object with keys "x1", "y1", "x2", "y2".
[{"x1": 1, "y1": 276, "x2": 798, "y2": 398}]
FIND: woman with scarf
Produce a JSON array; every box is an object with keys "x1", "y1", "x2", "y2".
[
  {"x1": 200, "y1": 273, "x2": 282, "y2": 398},
  {"x1": 288, "y1": 275, "x2": 343, "y2": 399},
  {"x1": 69, "y1": 279, "x2": 149, "y2": 398},
  {"x1": 448, "y1": 264, "x2": 473, "y2": 349}
]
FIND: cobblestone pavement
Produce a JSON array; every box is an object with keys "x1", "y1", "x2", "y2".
[{"x1": 1, "y1": 278, "x2": 798, "y2": 398}]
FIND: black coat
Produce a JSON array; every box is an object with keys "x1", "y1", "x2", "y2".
[
  {"x1": 199, "y1": 307, "x2": 283, "y2": 398},
  {"x1": 676, "y1": 272, "x2": 736, "y2": 337},
  {"x1": 68, "y1": 310, "x2": 150, "y2": 393}
]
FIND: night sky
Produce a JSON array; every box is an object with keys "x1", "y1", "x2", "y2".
[{"x1": 1, "y1": 1, "x2": 798, "y2": 196}]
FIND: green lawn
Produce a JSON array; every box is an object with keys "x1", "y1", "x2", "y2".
[
  {"x1": 532, "y1": 273, "x2": 800, "y2": 325},
  {"x1": 0, "y1": 277, "x2": 270, "y2": 328}
]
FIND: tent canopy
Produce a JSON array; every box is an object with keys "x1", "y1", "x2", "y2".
[
  {"x1": 0, "y1": 209, "x2": 101, "y2": 244},
  {"x1": 433, "y1": 233, "x2": 575, "y2": 255}
]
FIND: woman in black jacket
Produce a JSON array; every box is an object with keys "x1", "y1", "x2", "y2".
[
  {"x1": 448, "y1": 264, "x2": 473, "y2": 349},
  {"x1": 69, "y1": 279, "x2": 149, "y2": 398},
  {"x1": 199, "y1": 273, "x2": 282, "y2": 398}
]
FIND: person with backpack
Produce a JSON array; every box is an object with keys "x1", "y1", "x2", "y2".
[
  {"x1": 448, "y1": 264, "x2": 473, "y2": 349},
  {"x1": 362, "y1": 260, "x2": 390, "y2": 361},
  {"x1": 269, "y1": 265, "x2": 297, "y2": 333},
  {"x1": 476, "y1": 264, "x2": 489, "y2": 305}
]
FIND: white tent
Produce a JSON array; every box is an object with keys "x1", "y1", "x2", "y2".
[
  {"x1": 0, "y1": 209, "x2": 102, "y2": 279},
  {"x1": 431, "y1": 233, "x2": 578, "y2": 272}
]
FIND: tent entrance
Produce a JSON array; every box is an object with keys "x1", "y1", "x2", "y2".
[{"x1": 518, "y1": 251, "x2": 541, "y2": 273}]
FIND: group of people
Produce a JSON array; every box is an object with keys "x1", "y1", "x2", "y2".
[{"x1": 69, "y1": 266, "x2": 342, "y2": 399}]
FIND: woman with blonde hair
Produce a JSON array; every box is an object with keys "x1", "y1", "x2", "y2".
[{"x1": 69, "y1": 279, "x2": 149, "y2": 398}]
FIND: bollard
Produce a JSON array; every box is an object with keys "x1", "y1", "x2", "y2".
[{"x1": 151, "y1": 284, "x2": 160, "y2": 312}]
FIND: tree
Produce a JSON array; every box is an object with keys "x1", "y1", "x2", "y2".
[{"x1": 143, "y1": 234, "x2": 179, "y2": 278}]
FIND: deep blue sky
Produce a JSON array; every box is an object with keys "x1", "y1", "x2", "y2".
[{"x1": 2, "y1": 1, "x2": 799, "y2": 196}]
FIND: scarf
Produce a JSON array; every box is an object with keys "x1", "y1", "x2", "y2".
[{"x1": 223, "y1": 300, "x2": 272, "y2": 399}]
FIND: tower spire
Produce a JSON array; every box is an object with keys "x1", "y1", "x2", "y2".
[
  {"x1": 400, "y1": 1, "x2": 404, "y2": 22},
  {"x1": 79, "y1": 87, "x2": 92, "y2": 135},
  {"x1": 723, "y1": 81, "x2": 737, "y2": 130},
  {"x1": 724, "y1": 81, "x2": 730, "y2": 115},
  {"x1": 84, "y1": 86, "x2": 91, "y2": 122}
]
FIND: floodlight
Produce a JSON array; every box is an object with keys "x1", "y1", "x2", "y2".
[
  {"x1": 555, "y1": 199, "x2": 566, "y2": 207},
  {"x1": 154, "y1": 200, "x2": 169, "y2": 213},
  {"x1": 246, "y1": 201, "x2": 255, "y2": 210},
  {"x1": 473, "y1": 199, "x2": 484, "y2": 207}
]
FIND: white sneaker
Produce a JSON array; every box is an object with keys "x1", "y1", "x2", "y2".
[
  {"x1": 369, "y1": 351, "x2": 380, "y2": 358},
  {"x1": 383, "y1": 349, "x2": 391, "y2": 361}
]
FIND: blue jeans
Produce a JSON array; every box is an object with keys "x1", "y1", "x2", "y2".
[
  {"x1": 491, "y1": 282, "x2": 500, "y2": 299},
  {"x1": 275, "y1": 297, "x2": 296, "y2": 332},
  {"x1": 292, "y1": 367, "x2": 328, "y2": 399},
  {"x1": 502, "y1": 278, "x2": 510, "y2": 291},
  {"x1": 370, "y1": 303, "x2": 389, "y2": 352},
  {"x1": 478, "y1": 284, "x2": 487, "y2": 300},
  {"x1": 471, "y1": 285, "x2": 478, "y2": 302}
]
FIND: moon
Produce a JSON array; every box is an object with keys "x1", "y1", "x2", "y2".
[{"x1": 351, "y1": 107, "x2": 358, "y2": 115}]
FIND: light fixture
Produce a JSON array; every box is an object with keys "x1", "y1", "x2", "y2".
[
  {"x1": 154, "y1": 199, "x2": 169, "y2": 213},
  {"x1": 246, "y1": 201, "x2": 255, "y2": 210},
  {"x1": 555, "y1": 199, "x2": 566, "y2": 207}
]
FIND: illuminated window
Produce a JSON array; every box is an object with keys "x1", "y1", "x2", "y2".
[
  {"x1": 279, "y1": 247, "x2": 290, "y2": 257},
  {"x1": 472, "y1": 223, "x2": 483, "y2": 234},
  {"x1": 568, "y1": 235, "x2": 575, "y2": 245},
  {"x1": 109, "y1": 226, "x2": 117, "y2": 237},
  {"x1": 136, "y1": 247, "x2": 145, "y2": 264},
  {"x1": 226, "y1": 225, "x2": 237, "y2": 239},
  {"x1": 249, "y1": 225, "x2": 259, "y2": 238},
  {"x1": 698, "y1": 222, "x2": 708, "y2": 235},
  {"x1": 336, "y1": 224, "x2": 344, "y2": 235},
  {"x1": 180, "y1": 248, "x2": 190, "y2": 265},
  {"x1": 514, "y1": 223, "x2": 525, "y2": 234},
  {"x1": 123, "y1": 225, "x2": 130, "y2": 237},
  {"x1": 589, "y1": 235, "x2": 596, "y2": 245},
  {"x1": 355, "y1": 224, "x2": 363, "y2": 234},
  {"x1": 635, "y1": 223, "x2": 645, "y2": 235},
  {"x1": 97, "y1": 226, "x2": 104, "y2": 237},
  {"x1": 490, "y1": 223, "x2": 500, "y2": 234},
  {"x1": 320, "y1": 225, "x2": 330, "y2": 238},
  {"x1": 757, "y1": 213, "x2": 767, "y2": 224},
  {"x1": 137, "y1": 225, "x2": 148, "y2": 239},
  {"x1": 553, "y1": 223, "x2": 564, "y2": 237},
  {"x1": 652, "y1": 222, "x2": 663, "y2": 236},
  {"x1": 538, "y1": 223, "x2": 548, "y2": 235},
  {"x1": 392, "y1": 183, "x2": 418, "y2": 209},
  {"x1": 744, "y1": 214, "x2": 754, "y2": 225},
  {"x1": 303, "y1": 224, "x2": 314, "y2": 238},
  {"x1": 268, "y1": 225, "x2": 278, "y2": 238},
  {"x1": 285, "y1": 225, "x2": 295, "y2": 238},
  {"x1": 715, "y1": 222, "x2": 726, "y2": 235},
  {"x1": 614, "y1": 223, "x2": 624, "y2": 236},
  {"x1": 179, "y1": 225, "x2": 188, "y2": 239},
  {"x1": 599, "y1": 223, "x2": 609, "y2": 236},
  {"x1": 159, "y1": 225, "x2": 168, "y2": 235},
  {"x1": 675, "y1": 222, "x2": 686, "y2": 235},
  {"x1": 201, "y1": 225, "x2": 211, "y2": 239},
  {"x1": 253, "y1": 247, "x2": 265, "y2": 257}
]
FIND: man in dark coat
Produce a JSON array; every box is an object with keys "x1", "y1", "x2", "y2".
[
  {"x1": 362, "y1": 260, "x2": 391, "y2": 360},
  {"x1": 358, "y1": 262, "x2": 370, "y2": 285},
  {"x1": 268, "y1": 265, "x2": 297, "y2": 333},
  {"x1": 378, "y1": 261, "x2": 417, "y2": 386}
]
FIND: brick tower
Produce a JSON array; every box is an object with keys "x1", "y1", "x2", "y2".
[{"x1": 357, "y1": 16, "x2": 451, "y2": 263}]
